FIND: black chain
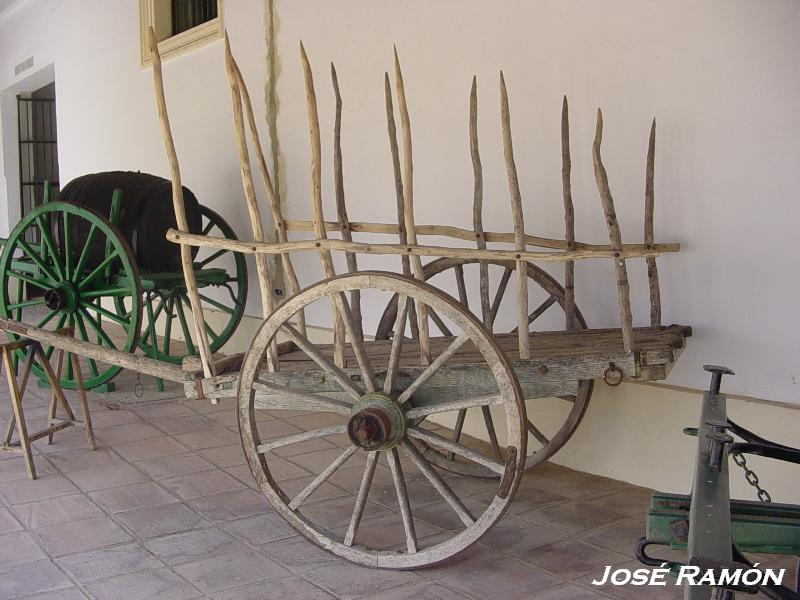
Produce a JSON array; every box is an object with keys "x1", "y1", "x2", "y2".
[{"x1": 732, "y1": 451, "x2": 771, "y2": 503}]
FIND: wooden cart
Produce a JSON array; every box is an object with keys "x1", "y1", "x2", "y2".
[{"x1": 0, "y1": 31, "x2": 691, "y2": 569}]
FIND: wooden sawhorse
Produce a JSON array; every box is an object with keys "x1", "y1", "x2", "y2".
[{"x1": 1, "y1": 330, "x2": 96, "y2": 479}]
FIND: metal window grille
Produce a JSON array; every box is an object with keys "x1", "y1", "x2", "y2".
[
  {"x1": 171, "y1": 0, "x2": 217, "y2": 35},
  {"x1": 17, "y1": 95, "x2": 59, "y2": 243}
]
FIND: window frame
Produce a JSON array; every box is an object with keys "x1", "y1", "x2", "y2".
[{"x1": 139, "y1": 0, "x2": 223, "y2": 67}]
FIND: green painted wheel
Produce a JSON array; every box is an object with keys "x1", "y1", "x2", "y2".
[
  {"x1": 0, "y1": 202, "x2": 142, "y2": 390},
  {"x1": 115, "y1": 205, "x2": 247, "y2": 364}
]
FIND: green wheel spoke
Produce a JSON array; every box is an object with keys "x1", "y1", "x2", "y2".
[
  {"x1": 201, "y1": 220, "x2": 215, "y2": 236},
  {"x1": 79, "y1": 307, "x2": 117, "y2": 350},
  {"x1": 65, "y1": 315, "x2": 74, "y2": 381},
  {"x1": 204, "y1": 320, "x2": 219, "y2": 342},
  {"x1": 82, "y1": 286, "x2": 133, "y2": 299},
  {"x1": 63, "y1": 212, "x2": 73, "y2": 281},
  {"x1": 162, "y1": 297, "x2": 174, "y2": 357},
  {"x1": 81, "y1": 300, "x2": 130, "y2": 326},
  {"x1": 175, "y1": 296, "x2": 196, "y2": 355},
  {"x1": 35, "y1": 216, "x2": 65, "y2": 280},
  {"x1": 16, "y1": 239, "x2": 58, "y2": 283},
  {"x1": 197, "y1": 249, "x2": 227, "y2": 268},
  {"x1": 198, "y1": 292, "x2": 234, "y2": 314},
  {"x1": 140, "y1": 296, "x2": 165, "y2": 345},
  {"x1": 8, "y1": 297, "x2": 46, "y2": 311},
  {"x1": 144, "y1": 294, "x2": 159, "y2": 355},
  {"x1": 44, "y1": 313, "x2": 68, "y2": 360},
  {"x1": 77, "y1": 249, "x2": 119, "y2": 291},
  {"x1": 72, "y1": 224, "x2": 98, "y2": 284},
  {"x1": 8, "y1": 270, "x2": 50, "y2": 291},
  {"x1": 36, "y1": 309, "x2": 58, "y2": 329},
  {"x1": 73, "y1": 313, "x2": 100, "y2": 378}
]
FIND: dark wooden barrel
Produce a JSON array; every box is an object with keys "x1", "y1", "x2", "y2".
[{"x1": 58, "y1": 171, "x2": 203, "y2": 273}]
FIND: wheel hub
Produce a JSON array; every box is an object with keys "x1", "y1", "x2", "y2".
[
  {"x1": 44, "y1": 282, "x2": 79, "y2": 313},
  {"x1": 347, "y1": 392, "x2": 406, "y2": 451}
]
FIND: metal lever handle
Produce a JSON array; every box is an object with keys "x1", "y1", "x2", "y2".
[{"x1": 703, "y1": 364, "x2": 735, "y2": 394}]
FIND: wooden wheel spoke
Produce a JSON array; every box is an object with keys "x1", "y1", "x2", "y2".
[
  {"x1": 332, "y1": 292, "x2": 376, "y2": 392},
  {"x1": 448, "y1": 409, "x2": 467, "y2": 461},
  {"x1": 408, "y1": 426, "x2": 504, "y2": 475},
  {"x1": 279, "y1": 322, "x2": 362, "y2": 401},
  {"x1": 481, "y1": 405, "x2": 503, "y2": 460},
  {"x1": 489, "y1": 267, "x2": 513, "y2": 327},
  {"x1": 404, "y1": 394, "x2": 503, "y2": 420},
  {"x1": 383, "y1": 294, "x2": 408, "y2": 395},
  {"x1": 526, "y1": 420, "x2": 550, "y2": 446},
  {"x1": 253, "y1": 380, "x2": 352, "y2": 414},
  {"x1": 510, "y1": 295, "x2": 558, "y2": 332},
  {"x1": 427, "y1": 308, "x2": 453, "y2": 337},
  {"x1": 344, "y1": 451, "x2": 378, "y2": 547},
  {"x1": 288, "y1": 447, "x2": 357, "y2": 510},
  {"x1": 396, "y1": 333, "x2": 469, "y2": 405},
  {"x1": 454, "y1": 264, "x2": 469, "y2": 309},
  {"x1": 401, "y1": 440, "x2": 475, "y2": 526},
  {"x1": 387, "y1": 448, "x2": 417, "y2": 554},
  {"x1": 257, "y1": 425, "x2": 346, "y2": 454}
]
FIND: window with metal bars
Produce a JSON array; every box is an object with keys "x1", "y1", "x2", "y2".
[{"x1": 171, "y1": 0, "x2": 217, "y2": 35}]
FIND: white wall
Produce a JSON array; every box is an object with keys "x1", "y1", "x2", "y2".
[
  {"x1": 0, "y1": 1, "x2": 798, "y2": 498},
  {"x1": 270, "y1": 0, "x2": 800, "y2": 404}
]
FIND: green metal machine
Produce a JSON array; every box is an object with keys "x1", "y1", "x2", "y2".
[
  {"x1": 638, "y1": 366, "x2": 800, "y2": 599},
  {"x1": 0, "y1": 177, "x2": 247, "y2": 391}
]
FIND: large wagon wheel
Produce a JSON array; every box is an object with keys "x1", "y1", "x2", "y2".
[
  {"x1": 375, "y1": 257, "x2": 593, "y2": 475},
  {"x1": 239, "y1": 271, "x2": 526, "y2": 569},
  {"x1": 115, "y1": 205, "x2": 247, "y2": 364},
  {"x1": 0, "y1": 202, "x2": 142, "y2": 390}
]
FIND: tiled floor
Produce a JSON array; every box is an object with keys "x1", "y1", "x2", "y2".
[{"x1": 0, "y1": 383, "x2": 795, "y2": 599}]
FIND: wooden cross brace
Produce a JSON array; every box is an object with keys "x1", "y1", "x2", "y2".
[{"x1": 1, "y1": 329, "x2": 96, "y2": 480}]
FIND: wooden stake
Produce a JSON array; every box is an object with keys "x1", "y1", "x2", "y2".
[
  {"x1": 470, "y1": 77, "x2": 491, "y2": 329},
  {"x1": 592, "y1": 109, "x2": 634, "y2": 352},
  {"x1": 300, "y1": 43, "x2": 346, "y2": 367},
  {"x1": 148, "y1": 27, "x2": 215, "y2": 378},
  {"x1": 228, "y1": 36, "x2": 305, "y2": 335},
  {"x1": 499, "y1": 72, "x2": 530, "y2": 360},
  {"x1": 384, "y1": 72, "x2": 420, "y2": 341},
  {"x1": 223, "y1": 32, "x2": 277, "y2": 371},
  {"x1": 393, "y1": 48, "x2": 431, "y2": 364},
  {"x1": 561, "y1": 96, "x2": 577, "y2": 331},
  {"x1": 331, "y1": 63, "x2": 363, "y2": 342},
  {"x1": 645, "y1": 118, "x2": 661, "y2": 327}
]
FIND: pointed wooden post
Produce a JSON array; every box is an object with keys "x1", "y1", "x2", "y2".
[
  {"x1": 393, "y1": 48, "x2": 431, "y2": 364},
  {"x1": 300, "y1": 43, "x2": 347, "y2": 367},
  {"x1": 499, "y1": 72, "x2": 530, "y2": 360},
  {"x1": 384, "y1": 72, "x2": 420, "y2": 341},
  {"x1": 470, "y1": 77, "x2": 491, "y2": 329},
  {"x1": 227, "y1": 40, "x2": 305, "y2": 335},
  {"x1": 561, "y1": 96, "x2": 577, "y2": 331},
  {"x1": 592, "y1": 109, "x2": 634, "y2": 352},
  {"x1": 645, "y1": 118, "x2": 661, "y2": 327},
  {"x1": 148, "y1": 27, "x2": 215, "y2": 378},
  {"x1": 223, "y1": 32, "x2": 277, "y2": 371},
  {"x1": 331, "y1": 63, "x2": 363, "y2": 342}
]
